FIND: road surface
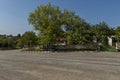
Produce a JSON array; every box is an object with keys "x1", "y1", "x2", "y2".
[{"x1": 0, "y1": 50, "x2": 120, "y2": 80}]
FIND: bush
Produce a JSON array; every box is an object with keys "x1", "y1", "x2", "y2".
[{"x1": 100, "y1": 45, "x2": 116, "y2": 52}]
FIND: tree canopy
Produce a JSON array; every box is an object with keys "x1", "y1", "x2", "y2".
[
  {"x1": 18, "y1": 31, "x2": 38, "y2": 48},
  {"x1": 28, "y1": 3, "x2": 63, "y2": 45},
  {"x1": 28, "y1": 3, "x2": 91, "y2": 45}
]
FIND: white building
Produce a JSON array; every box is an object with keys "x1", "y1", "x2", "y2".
[{"x1": 108, "y1": 36, "x2": 115, "y2": 46}]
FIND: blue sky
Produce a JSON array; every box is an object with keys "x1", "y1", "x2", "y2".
[{"x1": 0, "y1": 0, "x2": 120, "y2": 35}]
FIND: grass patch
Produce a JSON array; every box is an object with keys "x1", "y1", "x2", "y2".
[{"x1": 101, "y1": 45, "x2": 116, "y2": 52}]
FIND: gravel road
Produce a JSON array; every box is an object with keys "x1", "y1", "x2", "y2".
[{"x1": 0, "y1": 50, "x2": 120, "y2": 80}]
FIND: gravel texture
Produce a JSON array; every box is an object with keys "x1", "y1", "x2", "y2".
[{"x1": 0, "y1": 50, "x2": 120, "y2": 80}]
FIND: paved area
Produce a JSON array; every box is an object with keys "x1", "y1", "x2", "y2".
[{"x1": 0, "y1": 50, "x2": 120, "y2": 80}]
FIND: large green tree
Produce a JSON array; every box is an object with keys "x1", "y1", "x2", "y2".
[
  {"x1": 28, "y1": 3, "x2": 63, "y2": 45},
  {"x1": 28, "y1": 3, "x2": 91, "y2": 45}
]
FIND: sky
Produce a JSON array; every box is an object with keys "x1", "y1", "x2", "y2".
[{"x1": 0, "y1": 0, "x2": 120, "y2": 35}]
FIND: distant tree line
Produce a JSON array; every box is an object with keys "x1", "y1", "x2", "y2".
[{"x1": 0, "y1": 34, "x2": 21, "y2": 49}]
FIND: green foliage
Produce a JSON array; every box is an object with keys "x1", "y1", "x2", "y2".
[
  {"x1": 115, "y1": 26, "x2": 120, "y2": 42},
  {"x1": 28, "y1": 3, "x2": 117, "y2": 47},
  {"x1": 62, "y1": 9, "x2": 91, "y2": 44},
  {"x1": 101, "y1": 35, "x2": 108, "y2": 46},
  {"x1": 0, "y1": 34, "x2": 20, "y2": 49},
  {"x1": 0, "y1": 3, "x2": 118, "y2": 51},
  {"x1": 28, "y1": 3, "x2": 63, "y2": 45},
  {"x1": 28, "y1": 3, "x2": 92, "y2": 45},
  {"x1": 18, "y1": 31, "x2": 38, "y2": 48},
  {"x1": 90, "y1": 22, "x2": 114, "y2": 45},
  {"x1": 100, "y1": 45, "x2": 116, "y2": 52}
]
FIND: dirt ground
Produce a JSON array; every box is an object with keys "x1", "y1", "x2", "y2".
[{"x1": 0, "y1": 50, "x2": 120, "y2": 80}]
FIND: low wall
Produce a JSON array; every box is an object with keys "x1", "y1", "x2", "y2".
[
  {"x1": 55, "y1": 43, "x2": 99, "y2": 51},
  {"x1": 21, "y1": 43, "x2": 99, "y2": 51}
]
